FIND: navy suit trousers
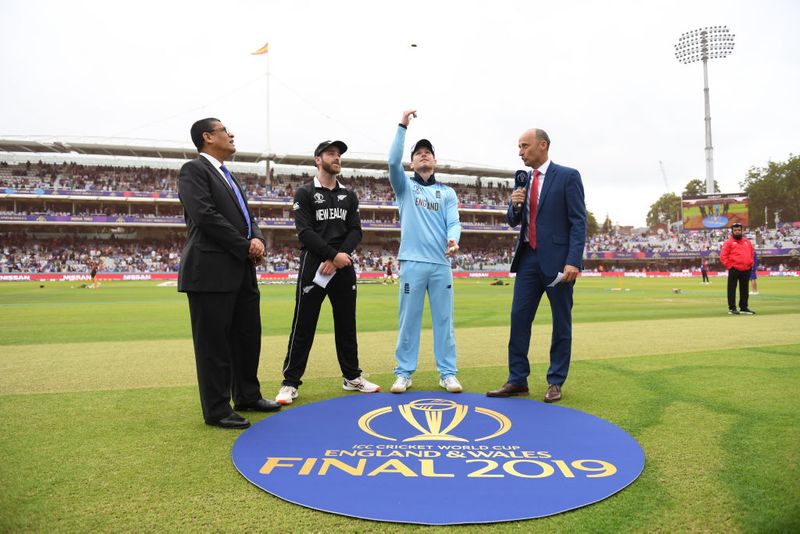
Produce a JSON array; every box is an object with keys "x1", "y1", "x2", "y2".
[{"x1": 508, "y1": 246, "x2": 574, "y2": 386}]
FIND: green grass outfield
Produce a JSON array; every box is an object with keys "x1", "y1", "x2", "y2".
[{"x1": 1, "y1": 277, "x2": 798, "y2": 532}]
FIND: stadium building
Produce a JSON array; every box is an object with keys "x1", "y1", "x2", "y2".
[
  {"x1": 2, "y1": 138, "x2": 798, "y2": 280},
  {"x1": 0, "y1": 137, "x2": 519, "y2": 279}
]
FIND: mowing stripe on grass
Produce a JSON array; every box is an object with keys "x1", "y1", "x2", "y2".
[{"x1": 2, "y1": 314, "x2": 798, "y2": 395}]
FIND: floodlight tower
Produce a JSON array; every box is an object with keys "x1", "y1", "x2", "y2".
[{"x1": 674, "y1": 26, "x2": 735, "y2": 194}]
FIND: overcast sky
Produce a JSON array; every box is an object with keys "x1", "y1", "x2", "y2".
[{"x1": 1, "y1": 0, "x2": 797, "y2": 226}]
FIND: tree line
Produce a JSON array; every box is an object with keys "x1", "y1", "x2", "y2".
[{"x1": 644, "y1": 154, "x2": 798, "y2": 229}]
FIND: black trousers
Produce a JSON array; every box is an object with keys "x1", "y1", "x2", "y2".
[
  {"x1": 727, "y1": 268, "x2": 751, "y2": 310},
  {"x1": 281, "y1": 255, "x2": 361, "y2": 387},
  {"x1": 187, "y1": 266, "x2": 262, "y2": 422},
  {"x1": 701, "y1": 270, "x2": 709, "y2": 283}
]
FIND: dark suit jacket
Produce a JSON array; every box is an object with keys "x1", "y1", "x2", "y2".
[
  {"x1": 177, "y1": 156, "x2": 264, "y2": 292},
  {"x1": 507, "y1": 162, "x2": 586, "y2": 276}
]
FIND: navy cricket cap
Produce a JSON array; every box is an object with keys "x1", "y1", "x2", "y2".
[
  {"x1": 731, "y1": 222, "x2": 743, "y2": 229},
  {"x1": 314, "y1": 140, "x2": 347, "y2": 157},
  {"x1": 410, "y1": 139, "x2": 435, "y2": 158}
]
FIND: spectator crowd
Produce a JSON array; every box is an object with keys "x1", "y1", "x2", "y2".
[
  {"x1": 585, "y1": 226, "x2": 800, "y2": 254},
  {"x1": 0, "y1": 161, "x2": 509, "y2": 208},
  {"x1": 2, "y1": 160, "x2": 799, "y2": 275},
  {"x1": 4, "y1": 226, "x2": 798, "y2": 275}
]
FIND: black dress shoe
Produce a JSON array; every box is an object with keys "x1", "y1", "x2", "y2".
[
  {"x1": 486, "y1": 383, "x2": 530, "y2": 397},
  {"x1": 234, "y1": 398, "x2": 282, "y2": 412},
  {"x1": 206, "y1": 413, "x2": 251, "y2": 429}
]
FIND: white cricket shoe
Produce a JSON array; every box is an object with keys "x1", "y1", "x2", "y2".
[
  {"x1": 275, "y1": 385, "x2": 298, "y2": 405},
  {"x1": 343, "y1": 375, "x2": 381, "y2": 393},
  {"x1": 390, "y1": 376, "x2": 412, "y2": 393},
  {"x1": 439, "y1": 376, "x2": 463, "y2": 393}
]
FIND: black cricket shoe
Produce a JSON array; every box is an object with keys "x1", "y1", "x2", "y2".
[
  {"x1": 728, "y1": 308, "x2": 740, "y2": 315},
  {"x1": 739, "y1": 309, "x2": 756, "y2": 315}
]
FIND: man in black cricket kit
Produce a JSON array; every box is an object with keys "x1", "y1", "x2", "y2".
[{"x1": 275, "y1": 140, "x2": 380, "y2": 404}]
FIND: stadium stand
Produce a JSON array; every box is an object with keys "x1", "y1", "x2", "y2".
[
  {"x1": 1, "y1": 142, "x2": 799, "y2": 277},
  {"x1": 0, "y1": 233, "x2": 522, "y2": 274},
  {"x1": 0, "y1": 161, "x2": 510, "y2": 207}
]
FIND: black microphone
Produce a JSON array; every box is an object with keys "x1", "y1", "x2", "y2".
[{"x1": 514, "y1": 170, "x2": 528, "y2": 209}]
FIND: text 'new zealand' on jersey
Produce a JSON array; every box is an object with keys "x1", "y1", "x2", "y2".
[{"x1": 292, "y1": 179, "x2": 362, "y2": 260}]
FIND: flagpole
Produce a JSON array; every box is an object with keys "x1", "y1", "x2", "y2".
[
  {"x1": 265, "y1": 51, "x2": 271, "y2": 189},
  {"x1": 252, "y1": 41, "x2": 271, "y2": 190},
  {"x1": 266, "y1": 51, "x2": 271, "y2": 156}
]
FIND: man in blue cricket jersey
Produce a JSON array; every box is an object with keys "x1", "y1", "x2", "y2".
[{"x1": 387, "y1": 110, "x2": 463, "y2": 393}]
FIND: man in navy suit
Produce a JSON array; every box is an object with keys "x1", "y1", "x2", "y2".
[
  {"x1": 487, "y1": 128, "x2": 586, "y2": 403},
  {"x1": 178, "y1": 118, "x2": 280, "y2": 429}
]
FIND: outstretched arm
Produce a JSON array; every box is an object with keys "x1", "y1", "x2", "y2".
[{"x1": 388, "y1": 110, "x2": 417, "y2": 198}]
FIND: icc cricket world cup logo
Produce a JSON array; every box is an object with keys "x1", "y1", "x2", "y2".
[{"x1": 358, "y1": 398, "x2": 512, "y2": 442}]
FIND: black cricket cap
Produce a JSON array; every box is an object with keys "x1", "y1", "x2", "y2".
[
  {"x1": 314, "y1": 140, "x2": 347, "y2": 157},
  {"x1": 410, "y1": 139, "x2": 435, "y2": 158},
  {"x1": 731, "y1": 222, "x2": 743, "y2": 229}
]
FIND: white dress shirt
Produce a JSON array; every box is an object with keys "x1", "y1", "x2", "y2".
[
  {"x1": 200, "y1": 152, "x2": 232, "y2": 189},
  {"x1": 523, "y1": 159, "x2": 550, "y2": 243}
]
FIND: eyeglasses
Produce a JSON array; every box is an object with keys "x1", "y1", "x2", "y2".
[{"x1": 206, "y1": 127, "x2": 232, "y2": 136}]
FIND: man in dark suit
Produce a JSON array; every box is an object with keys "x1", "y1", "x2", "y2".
[
  {"x1": 487, "y1": 128, "x2": 586, "y2": 403},
  {"x1": 178, "y1": 117, "x2": 280, "y2": 429}
]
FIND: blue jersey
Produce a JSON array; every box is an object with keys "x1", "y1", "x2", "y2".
[{"x1": 388, "y1": 125, "x2": 461, "y2": 265}]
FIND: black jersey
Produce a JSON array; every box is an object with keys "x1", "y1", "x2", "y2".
[{"x1": 293, "y1": 179, "x2": 362, "y2": 260}]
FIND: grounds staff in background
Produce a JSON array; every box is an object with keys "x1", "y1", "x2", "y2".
[
  {"x1": 750, "y1": 249, "x2": 759, "y2": 295},
  {"x1": 178, "y1": 118, "x2": 280, "y2": 430},
  {"x1": 720, "y1": 222, "x2": 755, "y2": 315},
  {"x1": 275, "y1": 140, "x2": 380, "y2": 405},
  {"x1": 387, "y1": 110, "x2": 463, "y2": 394},
  {"x1": 487, "y1": 128, "x2": 586, "y2": 403},
  {"x1": 700, "y1": 258, "x2": 710, "y2": 284}
]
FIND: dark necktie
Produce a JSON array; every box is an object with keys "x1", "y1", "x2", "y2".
[
  {"x1": 220, "y1": 164, "x2": 252, "y2": 239},
  {"x1": 528, "y1": 169, "x2": 539, "y2": 250}
]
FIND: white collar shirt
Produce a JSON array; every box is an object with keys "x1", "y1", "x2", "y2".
[
  {"x1": 314, "y1": 176, "x2": 342, "y2": 190},
  {"x1": 200, "y1": 152, "x2": 232, "y2": 189},
  {"x1": 533, "y1": 159, "x2": 550, "y2": 200},
  {"x1": 523, "y1": 160, "x2": 551, "y2": 241}
]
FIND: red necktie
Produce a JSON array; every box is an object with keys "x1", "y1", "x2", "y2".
[{"x1": 528, "y1": 169, "x2": 539, "y2": 250}]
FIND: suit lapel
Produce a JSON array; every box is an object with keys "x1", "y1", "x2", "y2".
[
  {"x1": 537, "y1": 162, "x2": 558, "y2": 211},
  {"x1": 199, "y1": 156, "x2": 249, "y2": 219}
]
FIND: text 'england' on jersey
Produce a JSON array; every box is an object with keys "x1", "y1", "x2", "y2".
[{"x1": 396, "y1": 180, "x2": 458, "y2": 265}]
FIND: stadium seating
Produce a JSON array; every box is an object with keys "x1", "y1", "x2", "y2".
[
  {"x1": 0, "y1": 161, "x2": 509, "y2": 207},
  {"x1": 2, "y1": 160, "x2": 799, "y2": 274}
]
